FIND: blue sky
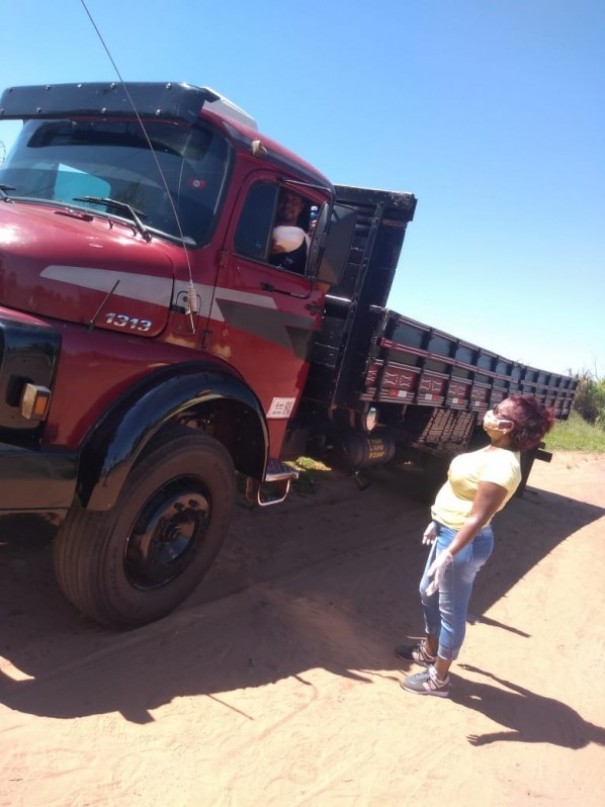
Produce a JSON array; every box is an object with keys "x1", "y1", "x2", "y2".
[{"x1": 2, "y1": 0, "x2": 603, "y2": 376}]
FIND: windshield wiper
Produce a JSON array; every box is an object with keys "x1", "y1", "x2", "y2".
[
  {"x1": 0, "y1": 184, "x2": 15, "y2": 201},
  {"x1": 73, "y1": 196, "x2": 152, "y2": 242}
]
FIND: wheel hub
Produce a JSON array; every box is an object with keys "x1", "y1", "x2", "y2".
[{"x1": 125, "y1": 482, "x2": 210, "y2": 589}]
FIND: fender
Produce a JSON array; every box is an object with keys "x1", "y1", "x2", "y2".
[{"x1": 79, "y1": 362, "x2": 269, "y2": 511}]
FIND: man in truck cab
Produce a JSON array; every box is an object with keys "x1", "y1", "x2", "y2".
[{"x1": 269, "y1": 188, "x2": 311, "y2": 273}]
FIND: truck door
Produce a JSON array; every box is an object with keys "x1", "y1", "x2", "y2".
[{"x1": 205, "y1": 174, "x2": 327, "y2": 454}]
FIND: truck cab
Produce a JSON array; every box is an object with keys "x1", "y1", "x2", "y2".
[
  {"x1": 0, "y1": 83, "x2": 350, "y2": 456},
  {"x1": 0, "y1": 82, "x2": 354, "y2": 627}
]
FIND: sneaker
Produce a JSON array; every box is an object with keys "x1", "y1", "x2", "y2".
[
  {"x1": 401, "y1": 665, "x2": 450, "y2": 697},
  {"x1": 394, "y1": 638, "x2": 437, "y2": 666}
]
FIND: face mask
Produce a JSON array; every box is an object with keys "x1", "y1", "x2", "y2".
[{"x1": 483, "y1": 409, "x2": 514, "y2": 433}]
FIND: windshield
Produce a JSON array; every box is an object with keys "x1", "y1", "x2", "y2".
[{"x1": 0, "y1": 118, "x2": 230, "y2": 245}]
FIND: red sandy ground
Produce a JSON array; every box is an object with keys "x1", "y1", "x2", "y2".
[{"x1": 1, "y1": 451, "x2": 604, "y2": 806}]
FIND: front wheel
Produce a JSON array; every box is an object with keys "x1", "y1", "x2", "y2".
[{"x1": 53, "y1": 427, "x2": 235, "y2": 629}]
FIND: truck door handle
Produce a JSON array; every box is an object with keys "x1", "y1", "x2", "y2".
[{"x1": 260, "y1": 281, "x2": 312, "y2": 301}]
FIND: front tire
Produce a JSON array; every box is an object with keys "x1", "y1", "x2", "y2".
[{"x1": 53, "y1": 427, "x2": 235, "y2": 629}]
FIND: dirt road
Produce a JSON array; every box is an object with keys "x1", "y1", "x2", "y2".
[{"x1": 1, "y1": 452, "x2": 604, "y2": 806}]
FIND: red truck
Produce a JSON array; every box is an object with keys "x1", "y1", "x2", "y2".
[{"x1": 0, "y1": 82, "x2": 577, "y2": 628}]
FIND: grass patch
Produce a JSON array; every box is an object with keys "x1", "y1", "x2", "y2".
[
  {"x1": 544, "y1": 410, "x2": 605, "y2": 452},
  {"x1": 287, "y1": 456, "x2": 333, "y2": 494}
]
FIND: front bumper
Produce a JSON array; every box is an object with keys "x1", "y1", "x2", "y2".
[{"x1": 0, "y1": 443, "x2": 78, "y2": 513}]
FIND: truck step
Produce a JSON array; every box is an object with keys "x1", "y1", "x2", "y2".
[{"x1": 245, "y1": 458, "x2": 299, "y2": 507}]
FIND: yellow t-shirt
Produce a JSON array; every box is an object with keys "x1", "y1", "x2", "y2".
[{"x1": 431, "y1": 447, "x2": 522, "y2": 530}]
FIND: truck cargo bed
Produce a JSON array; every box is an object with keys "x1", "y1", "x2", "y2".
[
  {"x1": 303, "y1": 185, "x2": 577, "y2": 425},
  {"x1": 364, "y1": 310, "x2": 576, "y2": 418}
]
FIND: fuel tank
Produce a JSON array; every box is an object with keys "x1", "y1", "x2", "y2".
[{"x1": 326, "y1": 430, "x2": 396, "y2": 471}]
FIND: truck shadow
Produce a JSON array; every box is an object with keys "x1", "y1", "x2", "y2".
[{"x1": 0, "y1": 466, "x2": 603, "y2": 741}]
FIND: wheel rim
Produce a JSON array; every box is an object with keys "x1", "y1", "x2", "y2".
[{"x1": 124, "y1": 477, "x2": 211, "y2": 589}]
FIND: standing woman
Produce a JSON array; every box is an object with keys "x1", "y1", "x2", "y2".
[{"x1": 397, "y1": 394, "x2": 555, "y2": 697}]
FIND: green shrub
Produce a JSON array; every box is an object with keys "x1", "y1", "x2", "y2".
[
  {"x1": 573, "y1": 374, "x2": 605, "y2": 426},
  {"x1": 545, "y1": 410, "x2": 605, "y2": 452}
]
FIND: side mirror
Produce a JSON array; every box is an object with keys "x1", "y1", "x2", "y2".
[{"x1": 309, "y1": 203, "x2": 356, "y2": 286}]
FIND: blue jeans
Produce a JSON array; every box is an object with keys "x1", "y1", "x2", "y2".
[{"x1": 419, "y1": 523, "x2": 494, "y2": 661}]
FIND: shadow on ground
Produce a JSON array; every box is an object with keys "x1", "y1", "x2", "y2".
[
  {"x1": 1, "y1": 463, "x2": 603, "y2": 741},
  {"x1": 452, "y1": 664, "x2": 605, "y2": 747}
]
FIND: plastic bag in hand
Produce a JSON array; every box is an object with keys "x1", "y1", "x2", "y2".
[{"x1": 425, "y1": 549, "x2": 453, "y2": 596}]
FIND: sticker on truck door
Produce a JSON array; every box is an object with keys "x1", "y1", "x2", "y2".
[{"x1": 267, "y1": 397, "x2": 296, "y2": 418}]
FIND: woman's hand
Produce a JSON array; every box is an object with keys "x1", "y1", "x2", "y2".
[{"x1": 422, "y1": 521, "x2": 438, "y2": 545}]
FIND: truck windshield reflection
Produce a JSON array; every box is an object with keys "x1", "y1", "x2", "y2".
[{"x1": 0, "y1": 118, "x2": 230, "y2": 246}]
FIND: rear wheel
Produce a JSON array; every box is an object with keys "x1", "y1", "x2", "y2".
[{"x1": 53, "y1": 427, "x2": 235, "y2": 629}]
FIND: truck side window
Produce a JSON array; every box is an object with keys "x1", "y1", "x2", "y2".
[
  {"x1": 268, "y1": 188, "x2": 312, "y2": 274},
  {"x1": 234, "y1": 181, "x2": 314, "y2": 275},
  {"x1": 234, "y1": 182, "x2": 277, "y2": 261}
]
